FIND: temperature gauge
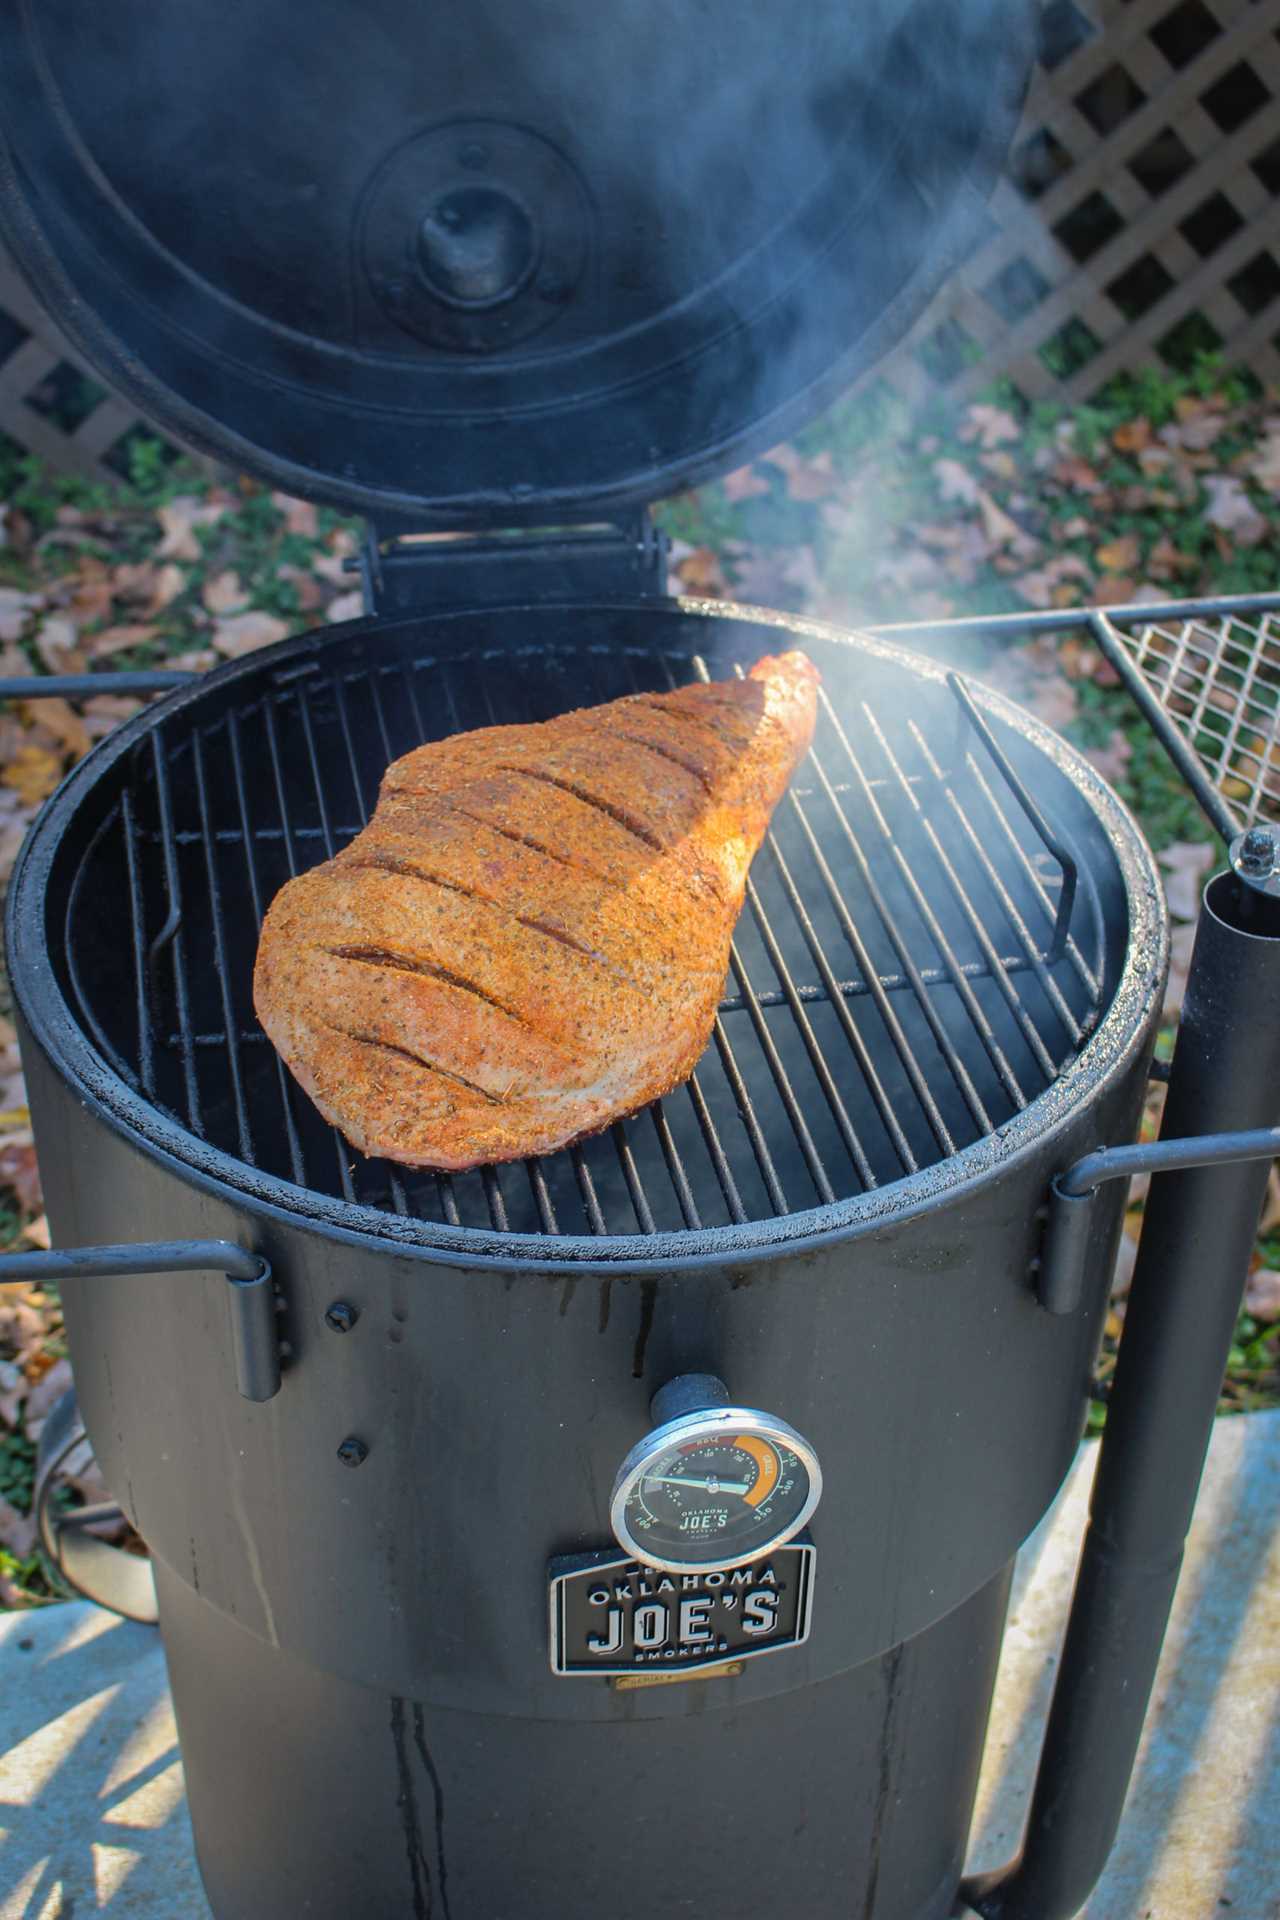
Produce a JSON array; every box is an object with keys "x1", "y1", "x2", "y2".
[{"x1": 610, "y1": 1374, "x2": 822, "y2": 1574}]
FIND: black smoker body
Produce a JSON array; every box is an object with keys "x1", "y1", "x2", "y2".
[
  {"x1": 5, "y1": 4, "x2": 1279, "y2": 1914},
  {"x1": 10, "y1": 608, "x2": 1169, "y2": 1917}
]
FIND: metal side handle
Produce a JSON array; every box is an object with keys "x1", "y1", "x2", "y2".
[
  {"x1": 0, "y1": 1239, "x2": 280, "y2": 1402},
  {"x1": 34, "y1": 1386, "x2": 158, "y2": 1624},
  {"x1": 962, "y1": 869, "x2": 1280, "y2": 1920}
]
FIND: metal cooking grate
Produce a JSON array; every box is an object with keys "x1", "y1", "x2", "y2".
[
  {"x1": 1114, "y1": 606, "x2": 1280, "y2": 829},
  {"x1": 61, "y1": 633, "x2": 1116, "y2": 1241}
]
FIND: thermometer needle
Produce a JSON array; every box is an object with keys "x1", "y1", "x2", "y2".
[{"x1": 644, "y1": 1473, "x2": 751, "y2": 1495}]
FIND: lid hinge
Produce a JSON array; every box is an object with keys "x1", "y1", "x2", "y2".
[{"x1": 357, "y1": 512, "x2": 669, "y2": 617}]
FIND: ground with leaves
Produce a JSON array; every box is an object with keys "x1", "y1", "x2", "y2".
[{"x1": 0, "y1": 357, "x2": 1276, "y2": 1604}]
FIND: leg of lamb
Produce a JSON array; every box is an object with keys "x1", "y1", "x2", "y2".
[{"x1": 253, "y1": 649, "x2": 819, "y2": 1170}]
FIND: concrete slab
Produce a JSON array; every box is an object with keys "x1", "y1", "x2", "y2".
[{"x1": 0, "y1": 1411, "x2": 1275, "y2": 1919}]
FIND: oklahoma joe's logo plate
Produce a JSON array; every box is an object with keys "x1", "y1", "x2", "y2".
[{"x1": 549, "y1": 1540, "x2": 815, "y2": 1677}]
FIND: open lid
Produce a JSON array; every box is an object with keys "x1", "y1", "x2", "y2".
[{"x1": 0, "y1": 0, "x2": 1033, "y2": 526}]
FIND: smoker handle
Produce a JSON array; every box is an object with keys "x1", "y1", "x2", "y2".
[
  {"x1": 0, "y1": 671, "x2": 197, "y2": 699},
  {"x1": 0, "y1": 1240, "x2": 280, "y2": 1402},
  {"x1": 961, "y1": 870, "x2": 1280, "y2": 1920},
  {"x1": 34, "y1": 1386, "x2": 158, "y2": 1624}
]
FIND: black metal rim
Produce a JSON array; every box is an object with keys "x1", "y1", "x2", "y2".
[{"x1": 6, "y1": 599, "x2": 1170, "y2": 1272}]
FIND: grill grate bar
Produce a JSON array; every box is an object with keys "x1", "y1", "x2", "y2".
[
  {"x1": 570, "y1": 1146, "x2": 608, "y2": 1235},
  {"x1": 263, "y1": 692, "x2": 357, "y2": 1205},
  {"x1": 863, "y1": 704, "x2": 1057, "y2": 1087},
  {"x1": 758, "y1": 824, "x2": 917, "y2": 1176},
  {"x1": 191, "y1": 731, "x2": 256, "y2": 1165},
  {"x1": 815, "y1": 735, "x2": 997, "y2": 1132},
  {"x1": 910, "y1": 720, "x2": 1085, "y2": 1052},
  {"x1": 120, "y1": 788, "x2": 155, "y2": 1099},
  {"x1": 726, "y1": 942, "x2": 835, "y2": 1205},
  {"x1": 228, "y1": 707, "x2": 306, "y2": 1186},
  {"x1": 961, "y1": 752, "x2": 1102, "y2": 1006},
  {"x1": 709, "y1": 1013, "x2": 790, "y2": 1215},
  {"x1": 833, "y1": 694, "x2": 1027, "y2": 1114},
  {"x1": 742, "y1": 878, "x2": 877, "y2": 1188},
  {"x1": 782, "y1": 782, "x2": 958, "y2": 1158},
  {"x1": 524, "y1": 1159, "x2": 561, "y2": 1235},
  {"x1": 435, "y1": 1173, "x2": 462, "y2": 1227},
  {"x1": 650, "y1": 1098, "x2": 705, "y2": 1230},
  {"x1": 613, "y1": 1123, "x2": 657, "y2": 1235},
  {"x1": 684, "y1": 1069, "x2": 748, "y2": 1222},
  {"x1": 148, "y1": 732, "x2": 203, "y2": 1137}
]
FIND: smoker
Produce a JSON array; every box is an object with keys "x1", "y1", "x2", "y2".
[{"x1": 1, "y1": 6, "x2": 1278, "y2": 1918}]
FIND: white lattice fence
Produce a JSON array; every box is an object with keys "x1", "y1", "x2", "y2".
[
  {"x1": 0, "y1": 249, "x2": 158, "y2": 482},
  {"x1": 875, "y1": 0, "x2": 1280, "y2": 408}
]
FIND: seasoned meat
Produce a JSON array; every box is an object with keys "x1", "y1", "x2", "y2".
[{"x1": 253, "y1": 650, "x2": 820, "y2": 1170}]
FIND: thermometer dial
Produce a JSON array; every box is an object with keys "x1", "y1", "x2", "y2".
[{"x1": 610, "y1": 1378, "x2": 821, "y2": 1574}]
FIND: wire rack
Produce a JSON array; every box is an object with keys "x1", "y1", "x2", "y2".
[
  {"x1": 1114, "y1": 605, "x2": 1280, "y2": 830},
  {"x1": 875, "y1": 589, "x2": 1280, "y2": 843}
]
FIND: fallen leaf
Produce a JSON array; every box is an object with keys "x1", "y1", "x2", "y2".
[
  {"x1": 1202, "y1": 474, "x2": 1268, "y2": 547},
  {"x1": 1146, "y1": 535, "x2": 1198, "y2": 581},
  {"x1": 1111, "y1": 1223, "x2": 1140, "y2": 1300},
  {"x1": 166, "y1": 648, "x2": 218, "y2": 674},
  {"x1": 155, "y1": 494, "x2": 228, "y2": 563},
  {"x1": 672, "y1": 546, "x2": 727, "y2": 597},
  {"x1": 212, "y1": 611, "x2": 291, "y2": 658},
  {"x1": 311, "y1": 528, "x2": 358, "y2": 585},
  {"x1": 1028, "y1": 677, "x2": 1079, "y2": 731},
  {"x1": 18, "y1": 697, "x2": 89, "y2": 761},
  {"x1": 722, "y1": 465, "x2": 770, "y2": 503},
  {"x1": 1113, "y1": 419, "x2": 1152, "y2": 454},
  {"x1": 0, "y1": 589, "x2": 43, "y2": 643},
  {"x1": 1083, "y1": 728, "x2": 1133, "y2": 785},
  {"x1": 1161, "y1": 410, "x2": 1226, "y2": 454},
  {"x1": 1095, "y1": 534, "x2": 1140, "y2": 574},
  {"x1": 1014, "y1": 554, "x2": 1094, "y2": 609},
  {"x1": 272, "y1": 491, "x2": 319, "y2": 538},
  {"x1": 1244, "y1": 1261, "x2": 1280, "y2": 1322},
  {"x1": 147, "y1": 563, "x2": 187, "y2": 614},
  {"x1": 34, "y1": 616, "x2": 78, "y2": 672},
  {"x1": 202, "y1": 569, "x2": 250, "y2": 615},
  {"x1": 276, "y1": 564, "x2": 325, "y2": 613},
  {"x1": 1159, "y1": 840, "x2": 1215, "y2": 921},
  {"x1": 981, "y1": 450, "x2": 1019, "y2": 483},
  {"x1": 933, "y1": 458, "x2": 982, "y2": 507},
  {"x1": 326, "y1": 589, "x2": 365, "y2": 624},
  {"x1": 0, "y1": 1498, "x2": 35, "y2": 1561},
  {"x1": 1164, "y1": 920, "x2": 1197, "y2": 1016},
  {"x1": 1260, "y1": 1167, "x2": 1280, "y2": 1237},
  {"x1": 960, "y1": 403, "x2": 1021, "y2": 450},
  {"x1": 85, "y1": 622, "x2": 158, "y2": 659},
  {"x1": 21, "y1": 1214, "x2": 50, "y2": 1251},
  {"x1": 763, "y1": 444, "x2": 840, "y2": 502},
  {"x1": 0, "y1": 1141, "x2": 42, "y2": 1215},
  {"x1": 21, "y1": 1356, "x2": 71, "y2": 1438},
  {"x1": 1, "y1": 744, "x2": 64, "y2": 807},
  {"x1": 81, "y1": 694, "x2": 144, "y2": 740},
  {"x1": 976, "y1": 490, "x2": 1031, "y2": 552},
  {"x1": 1051, "y1": 456, "x2": 1102, "y2": 494},
  {"x1": 1248, "y1": 423, "x2": 1280, "y2": 496},
  {"x1": 1094, "y1": 576, "x2": 1140, "y2": 606},
  {"x1": 728, "y1": 544, "x2": 821, "y2": 608}
]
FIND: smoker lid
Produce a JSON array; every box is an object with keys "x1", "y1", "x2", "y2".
[{"x1": 0, "y1": 0, "x2": 1032, "y2": 525}]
